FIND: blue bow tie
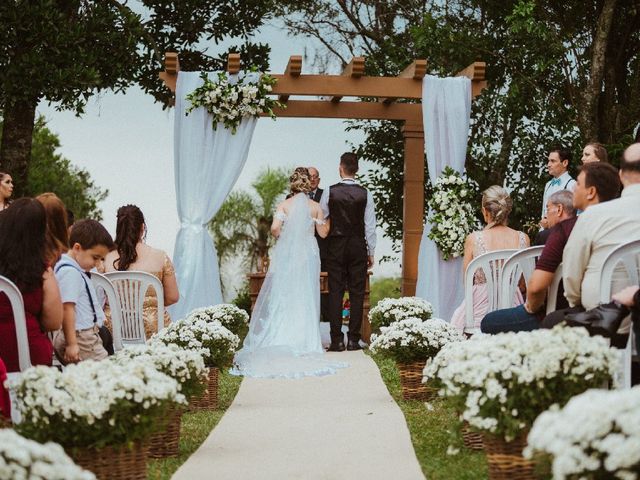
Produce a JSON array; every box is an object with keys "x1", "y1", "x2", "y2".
[{"x1": 550, "y1": 178, "x2": 562, "y2": 187}]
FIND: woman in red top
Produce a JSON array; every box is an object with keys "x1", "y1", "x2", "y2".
[{"x1": 0, "y1": 198, "x2": 63, "y2": 372}]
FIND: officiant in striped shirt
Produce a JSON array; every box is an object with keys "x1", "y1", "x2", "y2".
[{"x1": 540, "y1": 146, "x2": 576, "y2": 229}]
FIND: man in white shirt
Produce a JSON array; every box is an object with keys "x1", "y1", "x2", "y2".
[{"x1": 540, "y1": 146, "x2": 576, "y2": 229}]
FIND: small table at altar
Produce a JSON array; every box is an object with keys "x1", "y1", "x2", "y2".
[{"x1": 247, "y1": 271, "x2": 372, "y2": 342}]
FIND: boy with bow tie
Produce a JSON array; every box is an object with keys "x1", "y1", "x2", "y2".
[{"x1": 540, "y1": 146, "x2": 576, "y2": 229}]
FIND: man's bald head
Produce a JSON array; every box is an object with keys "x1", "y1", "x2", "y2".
[{"x1": 620, "y1": 143, "x2": 640, "y2": 186}]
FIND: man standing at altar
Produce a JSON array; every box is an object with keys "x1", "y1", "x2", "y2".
[
  {"x1": 540, "y1": 146, "x2": 576, "y2": 229},
  {"x1": 309, "y1": 167, "x2": 329, "y2": 321},
  {"x1": 320, "y1": 153, "x2": 376, "y2": 351}
]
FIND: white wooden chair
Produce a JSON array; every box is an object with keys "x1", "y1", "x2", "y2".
[
  {"x1": 500, "y1": 246, "x2": 545, "y2": 309},
  {"x1": 103, "y1": 271, "x2": 165, "y2": 346},
  {"x1": 599, "y1": 239, "x2": 640, "y2": 389},
  {"x1": 0, "y1": 275, "x2": 31, "y2": 424},
  {"x1": 90, "y1": 272, "x2": 124, "y2": 352},
  {"x1": 464, "y1": 249, "x2": 519, "y2": 335},
  {"x1": 546, "y1": 263, "x2": 563, "y2": 315}
]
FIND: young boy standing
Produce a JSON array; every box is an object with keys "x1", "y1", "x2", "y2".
[{"x1": 53, "y1": 219, "x2": 114, "y2": 364}]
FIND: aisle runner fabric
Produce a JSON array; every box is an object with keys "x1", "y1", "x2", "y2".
[{"x1": 172, "y1": 351, "x2": 425, "y2": 480}]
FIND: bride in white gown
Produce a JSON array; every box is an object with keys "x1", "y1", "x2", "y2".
[{"x1": 231, "y1": 168, "x2": 348, "y2": 379}]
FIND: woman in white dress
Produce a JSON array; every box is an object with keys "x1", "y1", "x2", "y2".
[{"x1": 231, "y1": 168, "x2": 347, "y2": 378}]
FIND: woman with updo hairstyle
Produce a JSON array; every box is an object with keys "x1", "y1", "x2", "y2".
[
  {"x1": 103, "y1": 204, "x2": 179, "y2": 339},
  {"x1": 0, "y1": 172, "x2": 13, "y2": 210},
  {"x1": 36, "y1": 193, "x2": 69, "y2": 265},
  {"x1": 450, "y1": 185, "x2": 530, "y2": 333},
  {"x1": 581, "y1": 142, "x2": 608, "y2": 163}
]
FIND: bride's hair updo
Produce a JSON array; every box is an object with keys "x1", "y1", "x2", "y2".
[
  {"x1": 482, "y1": 185, "x2": 512, "y2": 228},
  {"x1": 290, "y1": 167, "x2": 312, "y2": 194}
]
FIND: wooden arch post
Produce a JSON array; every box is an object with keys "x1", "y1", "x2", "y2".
[{"x1": 160, "y1": 53, "x2": 487, "y2": 298}]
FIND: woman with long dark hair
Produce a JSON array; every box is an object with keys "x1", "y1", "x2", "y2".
[
  {"x1": 0, "y1": 173, "x2": 13, "y2": 210},
  {"x1": 0, "y1": 198, "x2": 63, "y2": 372},
  {"x1": 104, "y1": 204, "x2": 179, "y2": 338}
]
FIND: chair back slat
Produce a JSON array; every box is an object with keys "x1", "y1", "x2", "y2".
[
  {"x1": 0, "y1": 275, "x2": 31, "y2": 372},
  {"x1": 500, "y1": 246, "x2": 545, "y2": 309},
  {"x1": 546, "y1": 263, "x2": 563, "y2": 315},
  {"x1": 90, "y1": 272, "x2": 123, "y2": 352}
]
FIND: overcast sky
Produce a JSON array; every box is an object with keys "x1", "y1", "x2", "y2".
[{"x1": 36, "y1": 21, "x2": 401, "y2": 285}]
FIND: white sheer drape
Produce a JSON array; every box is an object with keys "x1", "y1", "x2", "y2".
[
  {"x1": 170, "y1": 71, "x2": 258, "y2": 320},
  {"x1": 415, "y1": 75, "x2": 471, "y2": 322}
]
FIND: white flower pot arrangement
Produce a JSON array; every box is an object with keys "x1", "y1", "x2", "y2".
[
  {"x1": 370, "y1": 318, "x2": 463, "y2": 400},
  {"x1": 424, "y1": 327, "x2": 620, "y2": 480},
  {"x1": 112, "y1": 344, "x2": 206, "y2": 458},
  {"x1": 368, "y1": 296, "x2": 434, "y2": 334},
  {"x1": 0, "y1": 428, "x2": 95, "y2": 480},
  {"x1": 525, "y1": 387, "x2": 640, "y2": 480},
  {"x1": 187, "y1": 304, "x2": 250, "y2": 338},
  {"x1": 152, "y1": 317, "x2": 240, "y2": 411},
  {"x1": 8, "y1": 359, "x2": 185, "y2": 480}
]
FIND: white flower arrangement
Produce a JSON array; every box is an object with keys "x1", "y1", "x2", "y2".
[
  {"x1": 423, "y1": 326, "x2": 620, "y2": 441},
  {"x1": 368, "y1": 296, "x2": 434, "y2": 333},
  {"x1": 369, "y1": 317, "x2": 464, "y2": 364},
  {"x1": 426, "y1": 166, "x2": 479, "y2": 260},
  {"x1": 0, "y1": 429, "x2": 95, "y2": 480},
  {"x1": 187, "y1": 304, "x2": 249, "y2": 337},
  {"x1": 186, "y1": 71, "x2": 283, "y2": 134},
  {"x1": 112, "y1": 343, "x2": 207, "y2": 399},
  {"x1": 525, "y1": 387, "x2": 640, "y2": 480},
  {"x1": 8, "y1": 359, "x2": 184, "y2": 449},
  {"x1": 152, "y1": 317, "x2": 240, "y2": 368}
]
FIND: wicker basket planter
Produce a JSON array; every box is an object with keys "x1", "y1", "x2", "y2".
[
  {"x1": 148, "y1": 406, "x2": 183, "y2": 458},
  {"x1": 483, "y1": 431, "x2": 534, "y2": 480},
  {"x1": 70, "y1": 441, "x2": 148, "y2": 480},
  {"x1": 461, "y1": 421, "x2": 484, "y2": 451},
  {"x1": 189, "y1": 367, "x2": 219, "y2": 411},
  {"x1": 397, "y1": 361, "x2": 436, "y2": 401}
]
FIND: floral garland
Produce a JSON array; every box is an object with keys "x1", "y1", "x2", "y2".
[
  {"x1": 368, "y1": 296, "x2": 433, "y2": 333},
  {"x1": 187, "y1": 304, "x2": 249, "y2": 338},
  {"x1": 525, "y1": 387, "x2": 640, "y2": 479},
  {"x1": 0, "y1": 429, "x2": 95, "y2": 480},
  {"x1": 186, "y1": 70, "x2": 283, "y2": 134},
  {"x1": 426, "y1": 166, "x2": 479, "y2": 260},
  {"x1": 423, "y1": 326, "x2": 620, "y2": 441}
]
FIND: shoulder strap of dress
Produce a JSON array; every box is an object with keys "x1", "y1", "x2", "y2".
[
  {"x1": 475, "y1": 231, "x2": 487, "y2": 254},
  {"x1": 518, "y1": 231, "x2": 527, "y2": 248}
]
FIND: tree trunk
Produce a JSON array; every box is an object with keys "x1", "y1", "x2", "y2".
[
  {"x1": 578, "y1": 0, "x2": 617, "y2": 141},
  {"x1": 0, "y1": 97, "x2": 38, "y2": 197}
]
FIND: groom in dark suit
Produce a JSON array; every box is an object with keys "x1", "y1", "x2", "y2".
[
  {"x1": 320, "y1": 153, "x2": 377, "y2": 351},
  {"x1": 308, "y1": 167, "x2": 329, "y2": 322}
]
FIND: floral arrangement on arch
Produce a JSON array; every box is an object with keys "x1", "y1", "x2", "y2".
[
  {"x1": 369, "y1": 317, "x2": 463, "y2": 364},
  {"x1": 187, "y1": 304, "x2": 250, "y2": 338},
  {"x1": 426, "y1": 166, "x2": 479, "y2": 260},
  {"x1": 112, "y1": 343, "x2": 207, "y2": 400},
  {"x1": 0, "y1": 429, "x2": 95, "y2": 480},
  {"x1": 525, "y1": 387, "x2": 640, "y2": 480},
  {"x1": 423, "y1": 326, "x2": 620, "y2": 442},
  {"x1": 368, "y1": 296, "x2": 434, "y2": 333},
  {"x1": 8, "y1": 359, "x2": 184, "y2": 449},
  {"x1": 152, "y1": 317, "x2": 240, "y2": 369},
  {"x1": 186, "y1": 70, "x2": 283, "y2": 134}
]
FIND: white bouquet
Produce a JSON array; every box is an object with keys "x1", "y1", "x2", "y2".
[
  {"x1": 424, "y1": 326, "x2": 619, "y2": 441},
  {"x1": 187, "y1": 304, "x2": 249, "y2": 337},
  {"x1": 8, "y1": 358, "x2": 184, "y2": 448},
  {"x1": 525, "y1": 387, "x2": 640, "y2": 480},
  {"x1": 426, "y1": 166, "x2": 479, "y2": 260},
  {"x1": 368, "y1": 296, "x2": 433, "y2": 333},
  {"x1": 0, "y1": 429, "x2": 95, "y2": 479},
  {"x1": 369, "y1": 317, "x2": 463, "y2": 363},
  {"x1": 113, "y1": 343, "x2": 207, "y2": 399},
  {"x1": 152, "y1": 317, "x2": 240, "y2": 368},
  {"x1": 186, "y1": 71, "x2": 283, "y2": 134}
]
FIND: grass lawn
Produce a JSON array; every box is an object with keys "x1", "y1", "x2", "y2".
[
  {"x1": 147, "y1": 370, "x2": 242, "y2": 480},
  {"x1": 370, "y1": 353, "x2": 488, "y2": 480}
]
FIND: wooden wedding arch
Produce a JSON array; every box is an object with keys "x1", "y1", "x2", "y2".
[{"x1": 160, "y1": 52, "x2": 487, "y2": 296}]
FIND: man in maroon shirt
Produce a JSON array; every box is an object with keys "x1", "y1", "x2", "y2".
[{"x1": 481, "y1": 162, "x2": 621, "y2": 333}]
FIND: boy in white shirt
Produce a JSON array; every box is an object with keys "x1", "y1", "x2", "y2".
[{"x1": 53, "y1": 219, "x2": 114, "y2": 363}]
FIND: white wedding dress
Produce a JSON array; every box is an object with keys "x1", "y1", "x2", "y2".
[{"x1": 231, "y1": 193, "x2": 347, "y2": 379}]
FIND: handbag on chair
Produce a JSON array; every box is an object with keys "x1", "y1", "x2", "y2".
[{"x1": 564, "y1": 301, "x2": 630, "y2": 338}]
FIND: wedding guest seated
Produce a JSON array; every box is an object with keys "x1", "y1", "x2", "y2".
[
  {"x1": 481, "y1": 163, "x2": 621, "y2": 334},
  {"x1": 37, "y1": 193, "x2": 69, "y2": 265},
  {"x1": 450, "y1": 186, "x2": 530, "y2": 333},
  {"x1": 0, "y1": 172, "x2": 13, "y2": 211},
  {"x1": 544, "y1": 143, "x2": 640, "y2": 329},
  {"x1": 0, "y1": 199, "x2": 63, "y2": 372},
  {"x1": 533, "y1": 190, "x2": 575, "y2": 245},
  {"x1": 581, "y1": 142, "x2": 608, "y2": 164},
  {"x1": 612, "y1": 285, "x2": 640, "y2": 357},
  {"x1": 104, "y1": 205, "x2": 179, "y2": 339}
]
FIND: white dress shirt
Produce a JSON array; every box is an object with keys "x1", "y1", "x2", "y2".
[
  {"x1": 542, "y1": 171, "x2": 576, "y2": 218},
  {"x1": 319, "y1": 178, "x2": 377, "y2": 256}
]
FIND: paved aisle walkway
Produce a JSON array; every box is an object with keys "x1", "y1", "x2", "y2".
[{"x1": 172, "y1": 351, "x2": 425, "y2": 480}]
